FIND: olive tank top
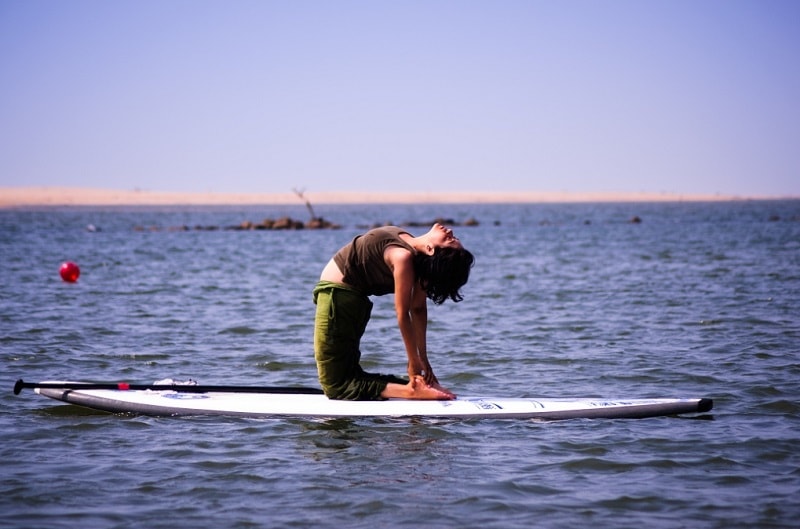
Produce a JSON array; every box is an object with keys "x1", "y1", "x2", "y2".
[{"x1": 332, "y1": 226, "x2": 415, "y2": 296}]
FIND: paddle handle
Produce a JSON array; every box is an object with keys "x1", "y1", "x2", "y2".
[{"x1": 13, "y1": 379, "x2": 324, "y2": 395}]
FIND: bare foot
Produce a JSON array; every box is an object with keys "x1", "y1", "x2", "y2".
[
  {"x1": 427, "y1": 380, "x2": 457, "y2": 399},
  {"x1": 381, "y1": 376, "x2": 456, "y2": 400}
]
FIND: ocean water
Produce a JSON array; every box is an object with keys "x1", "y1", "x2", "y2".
[{"x1": 1, "y1": 200, "x2": 798, "y2": 528}]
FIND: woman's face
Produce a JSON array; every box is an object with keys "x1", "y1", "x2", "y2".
[{"x1": 428, "y1": 223, "x2": 463, "y2": 250}]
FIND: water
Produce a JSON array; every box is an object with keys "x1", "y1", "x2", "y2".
[{"x1": 1, "y1": 201, "x2": 799, "y2": 528}]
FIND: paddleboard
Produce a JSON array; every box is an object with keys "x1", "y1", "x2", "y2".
[{"x1": 30, "y1": 381, "x2": 713, "y2": 420}]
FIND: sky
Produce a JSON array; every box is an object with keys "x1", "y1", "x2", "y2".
[{"x1": 1, "y1": 0, "x2": 798, "y2": 197}]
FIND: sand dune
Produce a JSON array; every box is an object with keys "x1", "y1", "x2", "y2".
[{"x1": 0, "y1": 186, "x2": 776, "y2": 207}]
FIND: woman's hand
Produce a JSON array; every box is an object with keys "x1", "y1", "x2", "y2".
[
  {"x1": 408, "y1": 359, "x2": 440, "y2": 387},
  {"x1": 407, "y1": 358, "x2": 426, "y2": 381},
  {"x1": 422, "y1": 362, "x2": 438, "y2": 385}
]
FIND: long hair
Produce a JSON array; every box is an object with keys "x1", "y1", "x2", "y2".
[{"x1": 414, "y1": 247, "x2": 475, "y2": 304}]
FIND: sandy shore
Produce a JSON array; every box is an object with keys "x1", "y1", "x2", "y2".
[{"x1": 0, "y1": 186, "x2": 783, "y2": 207}]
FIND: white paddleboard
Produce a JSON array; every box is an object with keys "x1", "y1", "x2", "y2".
[{"x1": 32, "y1": 381, "x2": 713, "y2": 420}]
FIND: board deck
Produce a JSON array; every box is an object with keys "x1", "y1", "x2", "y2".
[{"x1": 32, "y1": 381, "x2": 714, "y2": 420}]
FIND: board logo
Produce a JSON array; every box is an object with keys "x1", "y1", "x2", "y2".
[
  {"x1": 590, "y1": 401, "x2": 633, "y2": 407},
  {"x1": 162, "y1": 394, "x2": 210, "y2": 400},
  {"x1": 473, "y1": 400, "x2": 502, "y2": 411}
]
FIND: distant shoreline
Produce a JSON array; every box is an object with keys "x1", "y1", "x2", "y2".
[{"x1": 0, "y1": 186, "x2": 793, "y2": 208}]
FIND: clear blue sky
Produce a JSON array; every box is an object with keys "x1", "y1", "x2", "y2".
[{"x1": 1, "y1": 0, "x2": 798, "y2": 196}]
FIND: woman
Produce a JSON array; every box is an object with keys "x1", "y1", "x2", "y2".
[{"x1": 313, "y1": 223, "x2": 474, "y2": 400}]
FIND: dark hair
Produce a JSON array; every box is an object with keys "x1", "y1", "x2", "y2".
[{"x1": 414, "y1": 247, "x2": 475, "y2": 304}]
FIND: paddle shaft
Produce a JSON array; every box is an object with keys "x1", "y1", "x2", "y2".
[{"x1": 14, "y1": 379, "x2": 324, "y2": 396}]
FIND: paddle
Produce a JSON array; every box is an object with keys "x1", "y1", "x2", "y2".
[{"x1": 13, "y1": 379, "x2": 324, "y2": 396}]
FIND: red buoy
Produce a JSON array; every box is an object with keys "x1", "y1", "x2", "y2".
[{"x1": 59, "y1": 261, "x2": 80, "y2": 283}]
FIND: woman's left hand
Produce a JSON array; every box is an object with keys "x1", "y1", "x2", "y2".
[{"x1": 422, "y1": 362, "x2": 439, "y2": 385}]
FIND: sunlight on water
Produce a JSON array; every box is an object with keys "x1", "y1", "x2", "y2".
[{"x1": 1, "y1": 201, "x2": 799, "y2": 528}]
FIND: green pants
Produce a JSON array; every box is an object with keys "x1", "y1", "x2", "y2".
[{"x1": 313, "y1": 281, "x2": 406, "y2": 400}]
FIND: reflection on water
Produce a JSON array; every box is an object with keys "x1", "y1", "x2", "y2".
[{"x1": 1, "y1": 201, "x2": 799, "y2": 528}]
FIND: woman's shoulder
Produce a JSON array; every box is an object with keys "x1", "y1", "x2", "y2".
[
  {"x1": 367, "y1": 225, "x2": 408, "y2": 236},
  {"x1": 360, "y1": 227, "x2": 415, "y2": 259}
]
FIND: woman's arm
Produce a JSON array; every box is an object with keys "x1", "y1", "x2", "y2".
[
  {"x1": 410, "y1": 284, "x2": 437, "y2": 383},
  {"x1": 385, "y1": 247, "x2": 428, "y2": 380}
]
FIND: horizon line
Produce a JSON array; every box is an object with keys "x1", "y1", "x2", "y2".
[{"x1": 1, "y1": 186, "x2": 797, "y2": 208}]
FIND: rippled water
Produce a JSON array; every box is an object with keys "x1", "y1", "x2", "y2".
[{"x1": 2, "y1": 201, "x2": 799, "y2": 528}]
